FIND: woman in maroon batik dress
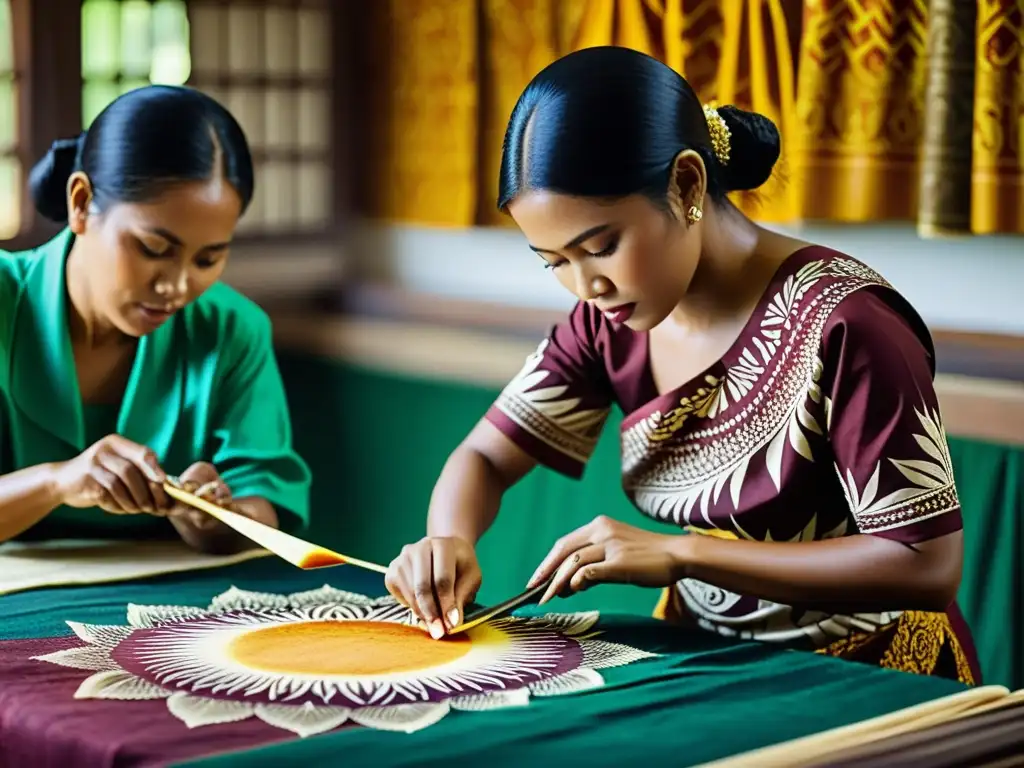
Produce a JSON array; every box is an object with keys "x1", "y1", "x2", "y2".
[{"x1": 384, "y1": 47, "x2": 979, "y2": 685}]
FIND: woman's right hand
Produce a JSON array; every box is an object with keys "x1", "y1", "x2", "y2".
[
  {"x1": 384, "y1": 536, "x2": 482, "y2": 639},
  {"x1": 52, "y1": 434, "x2": 173, "y2": 515}
]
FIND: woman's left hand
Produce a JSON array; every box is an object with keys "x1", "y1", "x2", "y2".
[
  {"x1": 527, "y1": 515, "x2": 687, "y2": 604},
  {"x1": 168, "y1": 462, "x2": 235, "y2": 530}
]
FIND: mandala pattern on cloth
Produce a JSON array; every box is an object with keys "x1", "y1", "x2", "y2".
[{"x1": 32, "y1": 585, "x2": 656, "y2": 737}]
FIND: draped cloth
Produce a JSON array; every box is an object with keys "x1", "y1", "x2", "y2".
[
  {"x1": 352, "y1": 1, "x2": 1024, "y2": 236},
  {"x1": 797, "y1": 0, "x2": 1024, "y2": 235}
]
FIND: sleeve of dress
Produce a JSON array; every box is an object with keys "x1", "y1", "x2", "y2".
[
  {"x1": 0, "y1": 259, "x2": 15, "y2": 476},
  {"x1": 821, "y1": 289, "x2": 962, "y2": 544},
  {"x1": 208, "y1": 309, "x2": 312, "y2": 534},
  {"x1": 484, "y1": 302, "x2": 615, "y2": 479}
]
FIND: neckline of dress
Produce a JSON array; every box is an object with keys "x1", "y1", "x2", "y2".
[{"x1": 626, "y1": 244, "x2": 830, "y2": 430}]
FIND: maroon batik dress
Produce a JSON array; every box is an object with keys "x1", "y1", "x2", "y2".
[{"x1": 485, "y1": 246, "x2": 980, "y2": 685}]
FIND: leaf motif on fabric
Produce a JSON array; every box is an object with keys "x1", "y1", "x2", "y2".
[
  {"x1": 534, "y1": 611, "x2": 600, "y2": 637},
  {"x1": 729, "y1": 456, "x2": 750, "y2": 508},
  {"x1": 349, "y1": 702, "x2": 450, "y2": 733},
  {"x1": 837, "y1": 404, "x2": 958, "y2": 522},
  {"x1": 764, "y1": 418, "x2": 789, "y2": 490},
  {"x1": 254, "y1": 702, "x2": 351, "y2": 738},
  {"x1": 528, "y1": 668, "x2": 604, "y2": 697},
  {"x1": 286, "y1": 585, "x2": 381, "y2": 608},
  {"x1": 208, "y1": 587, "x2": 289, "y2": 613},
  {"x1": 580, "y1": 639, "x2": 658, "y2": 669},
  {"x1": 74, "y1": 670, "x2": 171, "y2": 701},
  {"x1": 31, "y1": 645, "x2": 119, "y2": 672},
  {"x1": 126, "y1": 604, "x2": 208, "y2": 629},
  {"x1": 65, "y1": 621, "x2": 133, "y2": 650},
  {"x1": 449, "y1": 688, "x2": 530, "y2": 711},
  {"x1": 167, "y1": 693, "x2": 255, "y2": 729}
]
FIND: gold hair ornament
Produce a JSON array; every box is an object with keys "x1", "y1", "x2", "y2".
[{"x1": 703, "y1": 103, "x2": 731, "y2": 166}]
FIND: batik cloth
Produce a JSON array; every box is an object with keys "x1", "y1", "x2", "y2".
[
  {"x1": 0, "y1": 559, "x2": 973, "y2": 768},
  {"x1": 486, "y1": 246, "x2": 980, "y2": 684}
]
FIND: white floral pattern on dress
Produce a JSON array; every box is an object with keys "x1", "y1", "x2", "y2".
[
  {"x1": 494, "y1": 339, "x2": 610, "y2": 465},
  {"x1": 490, "y1": 254, "x2": 962, "y2": 650}
]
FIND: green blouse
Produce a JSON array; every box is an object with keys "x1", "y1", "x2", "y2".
[{"x1": 0, "y1": 229, "x2": 311, "y2": 540}]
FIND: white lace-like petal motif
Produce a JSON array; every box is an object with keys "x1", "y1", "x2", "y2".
[{"x1": 35, "y1": 585, "x2": 657, "y2": 737}]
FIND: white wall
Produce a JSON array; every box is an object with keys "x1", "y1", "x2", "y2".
[{"x1": 352, "y1": 221, "x2": 1024, "y2": 335}]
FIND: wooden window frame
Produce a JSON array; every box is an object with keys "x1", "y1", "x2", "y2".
[
  {"x1": 185, "y1": 0, "x2": 348, "y2": 244},
  {"x1": 0, "y1": 0, "x2": 351, "y2": 254},
  {"x1": 2, "y1": 0, "x2": 82, "y2": 252}
]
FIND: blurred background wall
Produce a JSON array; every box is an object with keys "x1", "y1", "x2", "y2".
[{"x1": 2, "y1": 0, "x2": 1023, "y2": 688}]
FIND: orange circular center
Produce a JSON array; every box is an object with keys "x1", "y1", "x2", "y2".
[{"x1": 227, "y1": 621, "x2": 473, "y2": 676}]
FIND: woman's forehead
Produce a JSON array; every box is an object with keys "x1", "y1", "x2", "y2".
[
  {"x1": 508, "y1": 190, "x2": 648, "y2": 243},
  {"x1": 106, "y1": 181, "x2": 241, "y2": 245}
]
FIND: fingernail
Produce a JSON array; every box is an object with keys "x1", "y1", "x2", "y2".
[
  {"x1": 447, "y1": 609, "x2": 460, "y2": 627},
  {"x1": 429, "y1": 620, "x2": 444, "y2": 640}
]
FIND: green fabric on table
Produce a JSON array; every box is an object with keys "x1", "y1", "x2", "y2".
[
  {"x1": 42, "y1": 561, "x2": 951, "y2": 768},
  {"x1": 277, "y1": 353, "x2": 1024, "y2": 689},
  {"x1": 0, "y1": 558, "x2": 381, "y2": 642},
  {"x1": 0, "y1": 558, "x2": 964, "y2": 767},
  {"x1": 0, "y1": 558, "x2": 968, "y2": 767},
  {"x1": 278, "y1": 352, "x2": 662, "y2": 617},
  {"x1": 953, "y1": 437, "x2": 1024, "y2": 692}
]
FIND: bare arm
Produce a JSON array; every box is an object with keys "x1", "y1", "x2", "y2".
[
  {"x1": 675, "y1": 529, "x2": 963, "y2": 612},
  {"x1": 534, "y1": 516, "x2": 962, "y2": 614},
  {"x1": 0, "y1": 463, "x2": 63, "y2": 542},
  {"x1": 385, "y1": 420, "x2": 537, "y2": 636},
  {"x1": 426, "y1": 419, "x2": 537, "y2": 545}
]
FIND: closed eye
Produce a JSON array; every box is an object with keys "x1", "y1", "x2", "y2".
[
  {"x1": 136, "y1": 239, "x2": 168, "y2": 259},
  {"x1": 585, "y1": 238, "x2": 619, "y2": 258},
  {"x1": 539, "y1": 254, "x2": 567, "y2": 270},
  {"x1": 194, "y1": 255, "x2": 224, "y2": 269},
  {"x1": 538, "y1": 236, "x2": 618, "y2": 270}
]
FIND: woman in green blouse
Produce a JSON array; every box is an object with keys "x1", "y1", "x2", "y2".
[{"x1": 0, "y1": 85, "x2": 310, "y2": 553}]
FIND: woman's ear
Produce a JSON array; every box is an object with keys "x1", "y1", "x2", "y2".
[
  {"x1": 666, "y1": 150, "x2": 707, "y2": 223},
  {"x1": 66, "y1": 172, "x2": 94, "y2": 235}
]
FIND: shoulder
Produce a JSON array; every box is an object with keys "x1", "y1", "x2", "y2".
[
  {"x1": 181, "y1": 283, "x2": 276, "y2": 381},
  {"x1": 0, "y1": 244, "x2": 45, "y2": 338},
  {"x1": 185, "y1": 282, "x2": 273, "y2": 345},
  {"x1": 0, "y1": 244, "x2": 41, "y2": 296},
  {"x1": 796, "y1": 248, "x2": 934, "y2": 375}
]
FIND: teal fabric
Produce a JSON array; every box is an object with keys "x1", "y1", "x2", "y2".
[
  {"x1": 82, "y1": 404, "x2": 120, "y2": 444},
  {"x1": 0, "y1": 231, "x2": 312, "y2": 539},
  {"x1": 278, "y1": 352, "x2": 658, "y2": 617},
  {"x1": 952, "y1": 438, "x2": 1024, "y2": 692},
  {"x1": 277, "y1": 353, "x2": 1024, "y2": 690},
  {"x1": 0, "y1": 560, "x2": 965, "y2": 767}
]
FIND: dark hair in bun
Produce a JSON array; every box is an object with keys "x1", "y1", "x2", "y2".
[
  {"x1": 498, "y1": 46, "x2": 782, "y2": 210},
  {"x1": 27, "y1": 135, "x2": 85, "y2": 223},
  {"x1": 28, "y1": 85, "x2": 255, "y2": 223}
]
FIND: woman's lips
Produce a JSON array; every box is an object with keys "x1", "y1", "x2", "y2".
[
  {"x1": 602, "y1": 303, "x2": 636, "y2": 323},
  {"x1": 136, "y1": 304, "x2": 177, "y2": 327}
]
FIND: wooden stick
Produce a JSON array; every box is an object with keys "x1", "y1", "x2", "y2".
[{"x1": 163, "y1": 483, "x2": 388, "y2": 575}]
